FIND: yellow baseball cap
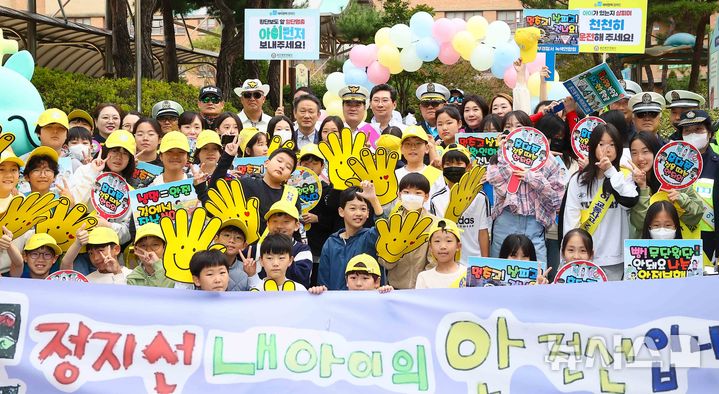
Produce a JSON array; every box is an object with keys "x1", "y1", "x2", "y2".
[
  {"x1": 298, "y1": 144, "x2": 324, "y2": 161},
  {"x1": 264, "y1": 199, "x2": 299, "y2": 221},
  {"x1": 238, "y1": 127, "x2": 264, "y2": 154},
  {"x1": 37, "y1": 108, "x2": 69, "y2": 129},
  {"x1": 345, "y1": 253, "x2": 381, "y2": 276},
  {"x1": 0, "y1": 147, "x2": 24, "y2": 168},
  {"x1": 67, "y1": 109, "x2": 95, "y2": 129},
  {"x1": 26, "y1": 146, "x2": 59, "y2": 164},
  {"x1": 218, "y1": 218, "x2": 249, "y2": 237},
  {"x1": 401, "y1": 125, "x2": 429, "y2": 144},
  {"x1": 88, "y1": 227, "x2": 120, "y2": 246},
  {"x1": 105, "y1": 130, "x2": 137, "y2": 156},
  {"x1": 159, "y1": 131, "x2": 190, "y2": 153},
  {"x1": 376, "y1": 134, "x2": 401, "y2": 155},
  {"x1": 134, "y1": 223, "x2": 165, "y2": 244},
  {"x1": 442, "y1": 143, "x2": 471, "y2": 161},
  {"x1": 195, "y1": 130, "x2": 222, "y2": 150},
  {"x1": 24, "y1": 233, "x2": 62, "y2": 255},
  {"x1": 429, "y1": 219, "x2": 463, "y2": 261}
]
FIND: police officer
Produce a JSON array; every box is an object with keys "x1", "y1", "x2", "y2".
[
  {"x1": 415, "y1": 82, "x2": 450, "y2": 141},
  {"x1": 151, "y1": 100, "x2": 184, "y2": 134},
  {"x1": 665, "y1": 90, "x2": 706, "y2": 140},
  {"x1": 627, "y1": 92, "x2": 666, "y2": 144}
]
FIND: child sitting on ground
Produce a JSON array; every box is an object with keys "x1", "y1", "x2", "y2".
[{"x1": 309, "y1": 254, "x2": 393, "y2": 294}]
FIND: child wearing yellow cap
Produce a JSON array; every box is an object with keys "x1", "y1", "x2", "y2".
[
  {"x1": 127, "y1": 223, "x2": 174, "y2": 288},
  {"x1": 7, "y1": 226, "x2": 88, "y2": 279},
  {"x1": 238, "y1": 127, "x2": 269, "y2": 158},
  {"x1": 309, "y1": 253, "x2": 393, "y2": 294},
  {"x1": 298, "y1": 144, "x2": 335, "y2": 272},
  {"x1": 85, "y1": 227, "x2": 132, "y2": 285},
  {"x1": 151, "y1": 131, "x2": 191, "y2": 186},
  {"x1": 0, "y1": 149, "x2": 31, "y2": 276},
  {"x1": 415, "y1": 219, "x2": 466, "y2": 289}
]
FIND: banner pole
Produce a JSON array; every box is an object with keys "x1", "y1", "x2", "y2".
[{"x1": 279, "y1": 59, "x2": 284, "y2": 111}]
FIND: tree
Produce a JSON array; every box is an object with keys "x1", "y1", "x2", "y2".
[
  {"x1": 335, "y1": 1, "x2": 383, "y2": 44},
  {"x1": 109, "y1": 0, "x2": 133, "y2": 78},
  {"x1": 162, "y1": 0, "x2": 179, "y2": 82},
  {"x1": 140, "y1": 1, "x2": 160, "y2": 79}
]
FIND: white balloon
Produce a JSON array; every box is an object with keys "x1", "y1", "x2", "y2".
[
  {"x1": 390, "y1": 24, "x2": 413, "y2": 48},
  {"x1": 325, "y1": 72, "x2": 346, "y2": 95},
  {"x1": 485, "y1": 21, "x2": 511, "y2": 46},
  {"x1": 470, "y1": 43, "x2": 494, "y2": 72},
  {"x1": 400, "y1": 45, "x2": 422, "y2": 72}
]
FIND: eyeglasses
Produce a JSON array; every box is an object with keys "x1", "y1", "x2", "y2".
[
  {"x1": 30, "y1": 168, "x2": 54, "y2": 176},
  {"x1": 242, "y1": 92, "x2": 263, "y2": 100},
  {"x1": 201, "y1": 96, "x2": 222, "y2": 104},
  {"x1": 157, "y1": 116, "x2": 177, "y2": 123},
  {"x1": 420, "y1": 101, "x2": 443, "y2": 108},
  {"x1": 636, "y1": 111, "x2": 659, "y2": 119},
  {"x1": 448, "y1": 96, "x2": 463, "y2": 104},
  {"x1": 28, "y1": 251, "x2": 55, "y2": 260}
]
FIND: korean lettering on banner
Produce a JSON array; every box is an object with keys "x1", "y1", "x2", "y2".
[
  {"x1": 502, "y1": 127, "x2": 550, "y2": 171},
  {"x1": 523, "y1": 9, "x2": 579, "y2": 54},
  {"x1": 563, "y1": 63, "x2": 627, "y2": 115},
  {"x1": 456, "y1": 133, "x2": 499, "y2": 166},
  {"x1": 129, "y1": 178, "x2": 198, "y2": 228},
  {"x1": 654, "y1": 141, "x2": 703, "y2": 191},
  {"x1": 466, "y1": 257, "x2": 544, "y2": 286},
  {"x1": 693, "y1": 178, "x2": 715, "y2": 232},
  {"x1": 91, "y1": 172, "x2": 131, "y2": 220},
  {"x1": 624, "y1": 239, "x2": 704, "y2": 280},
  {"x1": 132, "y1": 161, "x2": 164, "y2": 188},
  {"x1": 244, "y1": 9, "x2": 320, "y2": 60},
  {"x1": 569, "y1": 0, "x2": 648, "y2": 54},
  {"x1": 4, "y1": 278, "x2": 719, "y2": 393},
  {"x1": 553, "y1": 260, "x2": 608, "y2": 284},
  {"x1": 232, "y1": 157, "x2": 266, "y2": 178}
]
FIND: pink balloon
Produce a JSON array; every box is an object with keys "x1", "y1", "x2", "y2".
[
  {"x1": 452, "y1": 18, "x2": 467, "y2": 34},
  {"x1": 367, "y1": 61, "x2": 390, "y2": 84},
  {"x1": 432, "y1": 18, "x2": 455, "y2": 43},
  {"x1": 526, "y1": 52, "x2": 546, "y2": 75},
  {"x1": 504, "y1": 66, "x2": 517, "y2": 89},
  {"x1": 367, "y1": 44, "x2": 378, "y2": 60},
  {"x1": 349, "y1": 45, "x2": 373, "y2": 68},
  {"x1": 438, "y1": 43, "x2": 460, "y2": 65}
]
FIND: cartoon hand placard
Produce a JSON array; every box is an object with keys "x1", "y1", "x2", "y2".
[
  {"x1": 0, "y1": 193, "x2": 59, "y2": 238},
  {"x1": 347, "y1": 147, "x2": 400, "y2": 205},
  {"x1": 0, "y1": 132, "x2": 15, "y2": 154},
  {"x1": 267, "y1": 135, "x2": 296, "y2": 155},
  {"x1": 204, "y1": 179, "x2": 261, "y2": 244},
  {"x1": 319, "y1": 128, "x2": 367, "y2": 190},
  {"x1": 445, "y1": 165, "x2": 486, "y2": 222},
  {"x1": 160, "y1": 207, "x2": 224, "y2": 283},
  {"x1": 376, "y1": 210, "x2": 433, "y2": 263},
  {"x1": 35, "y1": 197, "x2": 98, "y2": 252}
]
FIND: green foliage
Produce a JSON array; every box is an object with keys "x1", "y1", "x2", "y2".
[
  {"x1": 336, "y1": 1, "x2": 384, "y2": 44},
  {"x1": 192, "y1": 28, "x2": 221, "y2": 51},
  {"x1": 324, "y1": 58, "x2": 344, "y2": 74},
  {"x1": 32, "y1": 67, "x2": 237, "y2": 115},
  {"x1": 380, "y1": 0, "x2": 434, "y2": 26},
  {"x1": 555, "y1": 53, "x2": 597, "y2": 81}
]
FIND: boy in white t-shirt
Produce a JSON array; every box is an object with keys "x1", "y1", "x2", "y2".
[
  {"x1": 416, "y1": 219, "x2": 466, "y2": 289},
  {"x1": 86, "y1": 227, "x2": 132, "y2": 285},
  {"x1": 429, "y1": 145, "x2": 491, "y2": 264},
  {"x1": 250, "y1": 233, "x2": 306, "y2": 292}
]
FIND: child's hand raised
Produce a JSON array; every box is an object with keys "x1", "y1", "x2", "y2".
[
  {"x1": 0, "y1": 226, "x2": 12, "y2": 251},
  {"x1": 356, "y1": 180, "x2": 377, "y2": 201},
  {"x1": 536, "y1": 263, "x2": 552, "y2": 285},
  {"x1": 76, "y1": 223, "x2": 89, "y2": 246},
  {"x1": 99, "y1": 249, "x2": 121, "y2": 274},
  {"x1": 239, "y1": 246, "x2": 257, "y2": 277},
  {"x1": 90, "y1": 158, "x2": 106, "y2": 172},
  {"x1": 224, "y1": 134, "x2": 240, "y2": 157}
]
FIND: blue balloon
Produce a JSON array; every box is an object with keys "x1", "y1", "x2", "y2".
[
  {"x1": 491, "y1": 62, "x2": 509, "y2": 79},
  {"x1": 493, "y1": 43, "x2": 518, "y2": 71},
  {"x1": 410, "y1": 12, "x2": 433, "y2": 38},
  {"x1": 415, "y1": 37, "x2": 440, "y2": 62},
  {"x1": 343, "y1": 59, "x2": 360, "y2": 74},
  {"x1": 344, "y1": 68, "x2": 368, "y2": 86}
]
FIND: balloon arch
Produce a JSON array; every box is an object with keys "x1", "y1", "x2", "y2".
[{"x1": 322, "y1": 12, "x2": 570, "y2": 116}]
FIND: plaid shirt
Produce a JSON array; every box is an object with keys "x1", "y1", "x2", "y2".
[{"x1": 485, "y1": 154, "x2": 566, "y2": 228}]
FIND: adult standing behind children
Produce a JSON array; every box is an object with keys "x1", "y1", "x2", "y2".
[{"x1": 235, "y1": 79, "x2": 272, "y2": 133}]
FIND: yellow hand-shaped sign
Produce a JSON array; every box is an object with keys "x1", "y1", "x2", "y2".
[
  {"x1": 160, "y1": 207, "x2": 224, "y2": 283},
  {"x1": 204, "y1": 179, "x2": 261, "y2": 244},
  {"x1": 347, "y1": 147, "x2": 400, "y2": 206},
  {"x1": 0, "y1": 192, "x2": 59, "y2": 238},
  {"x1": 445, "y1": 166, "x2": 486, "y2": 222},
  {"x1": 267, "y1": 135, "x2": 296, "y2": 155},
  {"x1": 376, "y1": 210, "x2": 433, "y2": 263},
  {"x1": 0, "y1": 132, "x2": 15, "y2": 154},
  {"x1": 36, "y1": 197, "x2": 98, "y2": 252},
  {"x1": 318, "y1": 128, "x2": 367, "y2": 190},
  {"x1": 250, "y1": 279, "x2": 298, "y2": 291}
]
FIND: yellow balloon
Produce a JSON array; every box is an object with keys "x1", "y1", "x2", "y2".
[
  {"x1": 377, "y1": 45, "x2": 401, "y2": 69},
  {"x1": 528, "y1": 72, "x2": 542, "y2": 97},
  {"x1": 322, "y1": 91, "x2": 341, "y2": 108},
  {"x1": 466, "y1": 16, "x2": 488, "y2": 40},
  {"x1": 388, "y1": 62, "x2": 403, "y2": 75},
  {"x1": 375, "y1": 27, "x2": 393, "y2": 47},
  {"x1": 451, "y1": 31, "x2": 477, "y2": 60},
  {"x1": 326, "y1": 101, "x2": 343, "y2": 118}
]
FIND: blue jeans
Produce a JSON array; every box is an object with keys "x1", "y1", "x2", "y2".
[{"x1": 491, "y1": 211, "x2": 547, "y2": 263}]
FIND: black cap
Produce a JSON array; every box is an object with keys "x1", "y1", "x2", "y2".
[
  {"x1": 678, "y1": 110, "x2": 712, "y2": 127},
  {"x1": 199, "y1": 86, "x2": 222, "y2": 100}
]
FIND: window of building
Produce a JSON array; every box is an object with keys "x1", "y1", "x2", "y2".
[
  {"x1": 497, "y1": 10, "x2": 522, "y2": 31},
  {"x1": 67, "y1": 17, "x2": 91, "y2": 26},
  {"x1": 444, "y1": 11, "x2": 483, "y2": 20},
  {"x1": 152, "y1": 18, "x2": 163, "y2": 35}
]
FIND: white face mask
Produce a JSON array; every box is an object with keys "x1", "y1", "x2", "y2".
[
  {"x1": 275, "y1": 129, "x2": 292, "y2": 144},
  {"x1": 400, "y1": 194, "x2": 424, "y2": 211},
  {"x1": 68, "y1": 144, "x2": 90, "y2": 161},
  {"x1": 650, "y1": 227, "x2": 676, "y2": 240},
  {"x1": 683, "y1": 133, "x2": 708, "y2": 151}
]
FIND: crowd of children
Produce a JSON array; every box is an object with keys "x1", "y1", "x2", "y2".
[{"x1": 1, "y1": 74, "x2": 716, "y2": 293}]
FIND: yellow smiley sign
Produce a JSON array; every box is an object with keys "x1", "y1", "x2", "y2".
[
  {"x1": 375, "y1": 210, "x2": 433, "y2": 263},
  {"x1": 35, "y1": 197, "x2": 98, "y2": 252},
  {"x1": 204, "y1": 179, "x2": 261, "y2": 245},
  {"x1": 444, "y1": 165, "x2": 486, "y2": 223},
  {"x1": 319, "y1": 128, "x2": 367, "y2": 190},
  {"x1": 0, "y1": 192, "x2": 59, "y2": 239},
  {"x1": 160, "y1": 207, "x2": 225, "y2": 283},
  {"x1": 347, "y1": 147, "x2": 400, "y2": 206}
]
